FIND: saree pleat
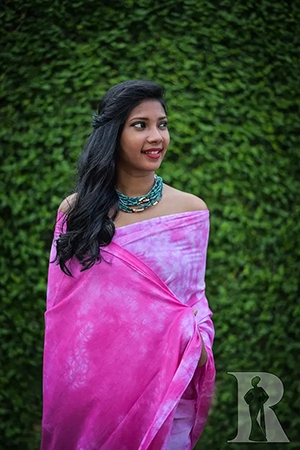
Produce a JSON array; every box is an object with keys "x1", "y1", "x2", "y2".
[{"x1": 41, "y1": 210, "x2": 215, "y2": 450}]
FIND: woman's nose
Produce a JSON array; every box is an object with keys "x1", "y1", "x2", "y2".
[{"x1": 147, "y1": 127, "x2": 163, "y2": 143}]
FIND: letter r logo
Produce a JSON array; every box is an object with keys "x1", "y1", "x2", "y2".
[{"x1": 227, "y1": 372, "x2": 290, "y2": 443}]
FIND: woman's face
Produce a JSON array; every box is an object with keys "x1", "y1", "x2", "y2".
[{"x1": 117, "y1": 99, "x2": 170, "y2": 173}]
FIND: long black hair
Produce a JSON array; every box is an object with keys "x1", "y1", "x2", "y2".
[{"x1": 55, "y1": 80, "x2": 167, "y2": 276}]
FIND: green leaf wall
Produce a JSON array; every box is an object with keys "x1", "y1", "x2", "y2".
[{"x1": 1, "y1": 0, "x2": 299, "y2": 448}]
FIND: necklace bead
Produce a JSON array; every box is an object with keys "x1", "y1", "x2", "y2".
[{"x1": 116, "y1": 175, "x2": 163, "y2": 213}]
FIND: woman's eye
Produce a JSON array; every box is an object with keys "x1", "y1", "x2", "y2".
[
  {"x1": 131, "y1": 121, "x2": 168, "y2": 129},
  {"x1": 132, "y1": 122, "x2": 146, "y2": 129}
]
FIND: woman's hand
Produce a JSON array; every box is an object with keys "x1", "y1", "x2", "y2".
[{"x1": 194, "y1": 310, "x2": 208, "y2": 367}]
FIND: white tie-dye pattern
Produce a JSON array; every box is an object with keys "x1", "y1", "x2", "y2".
[
  {"x1": 114, "y1": 212, "x2": 208, "y2": 308},
  {"x1": 65, "y1": 321, "x2": 94, "y2": 389}
]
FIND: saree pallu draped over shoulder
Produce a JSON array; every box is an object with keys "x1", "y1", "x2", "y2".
[{"x1": 41, "y1": 210, "x2": 215, "y2": 450}]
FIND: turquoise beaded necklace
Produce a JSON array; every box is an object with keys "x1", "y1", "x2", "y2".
[{"x1": 116, "y1": 174, "x2": 163, "y2": 213}]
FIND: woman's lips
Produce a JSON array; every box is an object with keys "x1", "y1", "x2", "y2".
[
  {"x1": 141, "y1": 149, "x2": 163, "y2": 159},
  {"x1": 141, "y1": 148, "x2": 163, "y2": 154}
]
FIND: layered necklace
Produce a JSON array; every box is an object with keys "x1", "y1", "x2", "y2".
[{"x1": 116, "y1": 174, "x2": 164, "y2": 213}]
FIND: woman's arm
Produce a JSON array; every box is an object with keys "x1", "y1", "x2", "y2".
[
  {"x1": 198, "y1": 332, "x2": 208, "y2": 366},
  {"x1": 194, "y1": 310, "x2": 208, "y2": 366}
]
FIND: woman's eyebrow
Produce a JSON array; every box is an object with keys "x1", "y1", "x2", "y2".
[{"x1": 129, "y1": 116, "x2": 167, "y2": 122}]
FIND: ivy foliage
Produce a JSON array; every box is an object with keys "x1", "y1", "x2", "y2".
[{"x1": 1, "y1": 0, "x2": 299, "y2": 448}]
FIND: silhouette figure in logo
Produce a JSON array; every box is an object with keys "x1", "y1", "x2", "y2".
[{"x1": 244, "y1": 376, "x2": 269, "y2": 441}]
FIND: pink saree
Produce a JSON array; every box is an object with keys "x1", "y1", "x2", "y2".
[{"x1": 41, "y1": 209, "x2": 215, "y2": 450}]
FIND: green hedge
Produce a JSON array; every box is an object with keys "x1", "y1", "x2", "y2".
[{"x1": 1, "y1": 0, "x2": 299, "y2": 448}]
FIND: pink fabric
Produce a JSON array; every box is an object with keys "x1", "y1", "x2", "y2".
[{"x1": 41, "y1": 210, "x2": 215, "y2": 450}]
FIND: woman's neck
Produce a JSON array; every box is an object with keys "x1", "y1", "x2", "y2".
[{"x1": 116, "y1": 171, "x2": 156, "y2": 197}]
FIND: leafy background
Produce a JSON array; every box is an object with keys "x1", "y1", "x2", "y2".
[{"x1": 1, "y1": 0, "x2": 299, "y2": 448}]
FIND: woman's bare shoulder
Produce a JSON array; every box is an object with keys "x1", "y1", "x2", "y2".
[
  {"x1": 58, "y1": 193, "x2": 77, "y2": 214},
  {"x1": 163, "y1": 184, "x2": 208, "y2": 212}
]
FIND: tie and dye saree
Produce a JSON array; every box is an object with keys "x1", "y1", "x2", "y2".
[{"x1": 41, "y1": 209, "x2": 215, "y2": 450}]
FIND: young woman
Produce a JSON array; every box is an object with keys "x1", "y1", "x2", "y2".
[{"x1": 41, "y1": 80, "x2": 215, "y2": 450}]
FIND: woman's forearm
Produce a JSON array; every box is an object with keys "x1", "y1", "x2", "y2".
[
  {"x1": 197, "y1": 332, "x2": 208, "y2": 366},
  {"x1": 193, "y1": 310, "x2": 208, "y2": 366}
]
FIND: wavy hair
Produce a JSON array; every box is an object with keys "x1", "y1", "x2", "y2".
[{"x1": 55, "y1": 80, "x2": 167, "y2": 275}]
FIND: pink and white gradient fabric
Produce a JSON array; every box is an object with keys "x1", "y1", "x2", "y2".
[{"x1": 41, "y1": 209, "x2": 215, "y2": 450}]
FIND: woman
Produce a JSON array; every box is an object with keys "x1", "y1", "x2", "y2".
[{"x1": 42, "y1": 80, "x2": 215, "y2": 450}]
